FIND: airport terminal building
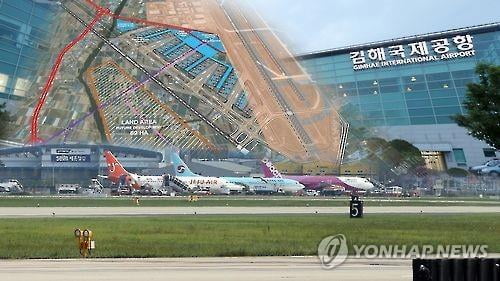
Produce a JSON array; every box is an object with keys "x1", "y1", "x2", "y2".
[
  {"x1": 0, "y1": 144, "x2": 162, "y2": 189},
  {"x1": 0, "y1": 144, "x2": 260, "y2": 190},
  {"x1": 298, "y1": 23, "x2": 500, "y2": 170}
]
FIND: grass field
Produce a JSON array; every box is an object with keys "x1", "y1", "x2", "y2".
[
  {"x1": 0, "y1": 214, "x2": 498, "y2": 259},
  {"x1": 0, "y1": 196, "x2": 499, "y2": 207}
]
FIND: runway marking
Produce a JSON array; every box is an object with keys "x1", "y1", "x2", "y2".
[
  {"x1": 0, "y1": 257, "x2": 412, "y2": 281},
  {"x1": 0, "y1": 206, "x2": 499, "y2": 218}
]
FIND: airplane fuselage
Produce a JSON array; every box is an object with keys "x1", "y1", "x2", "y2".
[
  {"x1": 224, "y1": 177, "x2": 305, "y2": 193},
  {"x1": 284, "y1": 175, "x2": 374, "y2": 192},
  {"x1": 176, "y1": 176, "x2": 244, "y2": 194},
  {"x1": 133, "y1": 174, "x2": 164, "y2": 189}
]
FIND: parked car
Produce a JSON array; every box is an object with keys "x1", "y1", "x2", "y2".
[
  {"x1": 305, "y1": 190, "x2": 320, "y2": 196},
  {"x1": 385, "y1": 186, "x2": 403, "y2": 196},
  {"x1": 152, "y1": 188, "x2": 170, "y2": 196},
  {"x1": 470, "y1": 159, "x2": 500, "y2": 174},
  {"x1": 479, "y1": 163, "x2": 500, "y2": 176}
]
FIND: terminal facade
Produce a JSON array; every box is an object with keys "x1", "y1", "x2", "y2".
[
  {"x1": 0, "y1": 144, "x2": 162, "y2": 189},
  {"x1": 0, "y1": 0, "x2": 55, "y2": 107},
  {"x1": 0, "y1": 144, "x2": 259, "y2": 189},
  {"x1": 298, "y1": 23, "x2": 500, "y2": 170}
]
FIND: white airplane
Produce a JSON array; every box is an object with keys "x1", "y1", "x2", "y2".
[
  {"x1": 171, "y1": 153, "x2": 305, "y2": 194},
  {"x1": 104, "y1": 151, "x2": 242, "y2": 195},
  {"x1": 337, "y1": 176, "x2": 375, "y2": 192}
]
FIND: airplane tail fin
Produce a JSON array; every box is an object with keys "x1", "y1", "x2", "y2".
[
  {"x1": 261, "y1": 159, "x2": 283, "y2": 178},
  {"x1": 104, "y1": 151, "x2": 129, "y2": 181},
  {"x1": 170, "y1": 153, "x2": 198, "y2": 177}
]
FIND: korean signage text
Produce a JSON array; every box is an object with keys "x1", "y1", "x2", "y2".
[
  {"x1": 50, "y1": 148, "x2": 91, "y2": 163},
  {"x1": 350, "y1": 35, "x2": 476, "y2": 71}
]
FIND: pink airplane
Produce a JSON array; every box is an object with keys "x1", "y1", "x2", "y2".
[{"x1": 260, "y1": 159, "x2": 375, "y2": 193}]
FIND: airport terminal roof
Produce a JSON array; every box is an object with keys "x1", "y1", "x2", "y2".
[
  {"x1": 0, "y1": 144, "x2": 162, "y2": 158},
  {"x1": 297, "y1": 22, "x2": 500, "y2": 59}
]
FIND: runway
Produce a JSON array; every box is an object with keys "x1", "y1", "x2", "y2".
[
  {"x1": 0, "y1": 257, "x2": 412, "y2": 281},
  {"x1": 0, "y1": 206, "x2": 499, "y2": 217}
]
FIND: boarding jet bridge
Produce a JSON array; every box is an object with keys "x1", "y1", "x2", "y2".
[{"x1": 55, "y1": 0, "x2": 348, "y2": 166}]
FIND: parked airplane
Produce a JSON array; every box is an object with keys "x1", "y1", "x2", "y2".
[
  {"x1": 104, "y1": 151, "x2": 164, "y2": 191},
  {"x1": 171, "y1": 153, "x2": 305, "y2": 194},
  {"x1": 104, "y1": 151, "x2": 240, "y2": 195},
  {"x1": 260, "y1": 159, "x2": 374, "y2": 193}
]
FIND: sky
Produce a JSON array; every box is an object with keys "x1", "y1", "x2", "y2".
[{"x1": 249, "y1": 0, "x2": 500, "y2": 54}]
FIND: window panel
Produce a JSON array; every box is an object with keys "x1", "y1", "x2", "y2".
[
  {"x1": 434, "y1": 106, "x2": 462, "y2": 115},
  {"x1": 454, "y1": 78, "x2": 474, "y2": 88},
  {"x1": 384, "y1": 109, "x2": 407, "y2": 118},
  {"x1": 378, "y1": 77, "x2": 401, "y2": 86},
  {"x1": 334, "y1": 61, "x2": 352, "y2": 69},
  {"x1": 426, "y1": 72, "x2": 451, "y2": 81},
  {"x1": 410, "y1": 116, "x2": 436, "y2": 125},
  {"x1": 402, "y1": 74, "x2": 425, "y2": 84},
  {"x1": 359, "y1": 95, "x2": 380, "y2": 104},
  {"x1": 456, "y1": 88, "x2": 467, "y2": 96},
  {"x1": 399, "y1": 67, "x2": 424, "y2": 76},
  {"x1": 358, "y1": 87, "x2": 379, "y2": 96},
  {"x1": 451, "y1": 69, "x2": 475, "y2": 79},
  {"x1": 382, "y1": 100, "x2": 406, "y2": 109},
  {"x1": 0, "y1": 3, "x2": 31, "y2": 22},
  {"x1": 386, "y1": 118, "x2": 410, "y2": 126},
  {"x1": 429, "y1": 89, "x2": 457, "y2": 98},
  {"x1": 483, "y1": 148, "x2": 496, "y2": 158},
  {"x1": 338, "y1": 88, "x2": 358, "y2": 97},
  {"x1": 428, "y1": 80, "x2": 453, "y2": 90},
  {"x1": 380, "y1": 85, "x2": 401, "y2": 93},
  {"x1": 357, "y1": 80, "x2": 379, "y2": 88},
  {"x1": 314, "y1": 56, "x2": 334, "y2": 65},
  {"x1": 365, "y1": 119, "x2": 386, "y2": 126},
  {"x1": 458, "y1": 96, "x2": 467, "y2": 104},
  {"x1": 0, "y1": 73, "x2": 8, "y2": 93},
  {"x1": 406, "y1": 99, "x2": 432, "y2": 108},
  {"x1": 316, "y1": 64, "x2": 334, "y2": 72},
  {"x1": 360, "y1": 102, "x2": 382, "y2": 111},
  {"x1": 381, "y1": 92, "x2": 404, "y2": 102},
  {"x1": 447, "y1": 61, "x2": 477, "y2": 72},
  {"x1": 404, "y1": 82, "x2": 426, "y2": 92},
  {"x1": 453, "y1": 149, "x2": 467, "y2": 164},
  {"x1": 0, "y1": 49, "x2": 21, "y2": 66},
  {"x1": 336, "y1": 82, "x2": 357, "y2": 90},
  {"x1": 405, "y1": 91, "x2": 430, "y2": 100},
  {"x1": 474, "y1": 33, "x2": 496, "y2": 42},
  {"x1": 431, "y1": 97, "x2": 459, "y2": 106},
  {"x1": 436, "y1": 116, "x2": 455, "y2": 124},
  {"x1": 335, "y1": 68, "x2": 355, "y2": 76},
  {"x1": 365, "y1": 111, "x2": 384, "y2": 118},
  {"x1": 424, "y1": 64, "x2": 449, "y2": 73},
  {"x1": 408, "y1": 108, "x2": 434, "y2": 117}
]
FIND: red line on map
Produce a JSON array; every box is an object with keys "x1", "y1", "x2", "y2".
[
  {"x1": 30, "y1": 0, "x2": 214, "y2": 144},
  {"x1": 29, "y1": 8, "x2": 107, "y2": 144}
]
